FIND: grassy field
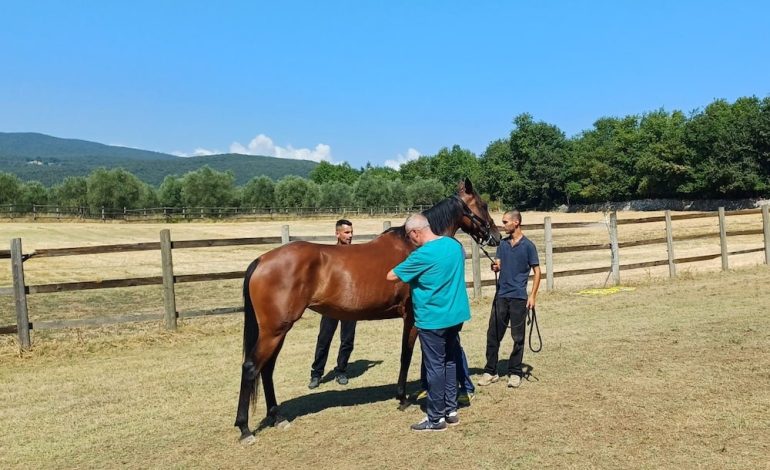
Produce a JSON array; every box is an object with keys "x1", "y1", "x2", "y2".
[{"x1": 1, "y1": 264, "x2": 769, "y2": 469}]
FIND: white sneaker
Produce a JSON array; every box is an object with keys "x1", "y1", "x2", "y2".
[{"x1": 507, "y1": 375, "x2": 521, "y2": 388}]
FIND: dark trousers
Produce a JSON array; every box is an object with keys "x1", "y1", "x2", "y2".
[
  {"x1": 418, "y1": 324, "x2": 461, "y2": 424},
  {"x1": 420, "y1": 340, "x2": 475, "y2": 394},
  {"x1": 311, "y1": 316, "x2": 357, "y2": 378},
  {"x1": 484, "y1": 297, "x2": 527, "y2": 377}
]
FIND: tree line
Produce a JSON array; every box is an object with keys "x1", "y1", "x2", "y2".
[{"x1": 1, "y1": 95, "x2": 768, "y2": 210}]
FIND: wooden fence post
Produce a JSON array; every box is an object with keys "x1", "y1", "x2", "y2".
[
  {"x1": 471, "y1": 241, "x2": 481, "y2": 298},
  {"x1": 544, "y1": 216, "x2": 554, "y2": 291},
  {"x1": 10, "y1": 238, "x2": 31, "y2": 350},
  {"x1": 609, "y1": 211, "x2": 620, "y2": 285},
  {"x1": 281, "y1": 225, "x2": 290, "y2": 244},
  {"x1": 665, "y1": 210, "x2": 676, "y2": 278},
  {"x1": 383, "y1": 220, "x2": 391, "y2": 231},
  {"x1": 762, "y1": 204, "x2": 770, "y2": 265},
  {"x1": 160, "y1": 229, "x2": 177, "y2": 331},
  {"x1": 718, "y1": 207, "x2": 728, "y2": 271}
]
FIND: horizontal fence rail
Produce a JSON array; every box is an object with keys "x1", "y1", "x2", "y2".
[{"x1": 3, "y1": 205, "x2": 769, "y2": 348}]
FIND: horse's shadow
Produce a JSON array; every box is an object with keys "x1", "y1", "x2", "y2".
[
  {"x1": 255, "y1": 359, "x2": 414, "y2": 431},
  {"x1": 255, "y1": 360, "x2": 538, "y2": 432}
]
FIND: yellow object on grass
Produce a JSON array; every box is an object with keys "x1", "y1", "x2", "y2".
[{"x1": 577, "y1": 286, "x2": 636, "y2": 296}]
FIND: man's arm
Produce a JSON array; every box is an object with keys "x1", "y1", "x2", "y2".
[
  {"x1": 527, "y1": 265, "x2": 541, "y2": 309},
  {"x1": 386, "y1": 269, "x2": 401, "y2": 282}
]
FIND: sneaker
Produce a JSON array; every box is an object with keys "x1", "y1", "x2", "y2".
[
  {"x1": 416, "y1": 389, "x2": 428, "y2": 400},
  {"x1": 507, "y1": 374, "x2": 522, "y2": 388},
  {"x1": 335, "y1": 373, "x2": 349, "y2": 385},
  {"x1": 458, "y1": 392, "x2": 475, "y2": 407},
  {"x1": 410, "y1": 417, "x2": 447, "y2": 432},
  {"x1": 308, "y1": 377, "x2": 320, "y2": 389},
  {"x1": 477, "y1": 373, "x2": 499, "y2": 386},
  {"x1": 445, "y1": 411, "x2": 460, "y2": 426}
]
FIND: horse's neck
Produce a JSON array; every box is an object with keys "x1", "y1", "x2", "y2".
[{"x1": 439, "y1": 225, "x2": 460, "y2": 238}]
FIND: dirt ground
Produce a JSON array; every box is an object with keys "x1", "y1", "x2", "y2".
[{"x1": 1, "y1": 265, "x2": 768, "y2": 469}]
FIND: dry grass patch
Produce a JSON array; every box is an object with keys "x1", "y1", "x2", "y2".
[{"x1": 2, "y1": 266, "x2": 769, "y2": 468}]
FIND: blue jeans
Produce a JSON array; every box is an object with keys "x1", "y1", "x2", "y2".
[
  {"x1": 420, "y1": 332, "x2": 474, "y2": 394},
  {"x1": 418, "y1": 324, "x2": 461, "y2": 424}
]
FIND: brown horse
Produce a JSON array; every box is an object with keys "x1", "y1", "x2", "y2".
[{"x1": 234, "y1": 178, "x2": 501, "y2": 444}]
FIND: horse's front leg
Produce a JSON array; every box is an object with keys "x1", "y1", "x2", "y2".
[{"x1": 396, "y1": 315, "x2": 417, "y2": 410}]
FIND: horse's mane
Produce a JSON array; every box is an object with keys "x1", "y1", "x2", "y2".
[
  {"x1": 382, "y1": 194, "x2": 463, "y2": 238},
  {"x1": 423, "y1": 196, "x2": 463, "y2": 236}
]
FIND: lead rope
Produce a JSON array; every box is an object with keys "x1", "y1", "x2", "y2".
[{"x1": 478, "y1": 243, "x2": 542, "y2": 353}]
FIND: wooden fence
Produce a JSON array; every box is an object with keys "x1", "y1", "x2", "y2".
[{"x1": 2, "y1": 205, "x2": 769, "y2": 349}]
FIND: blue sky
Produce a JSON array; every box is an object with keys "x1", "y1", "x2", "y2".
[{"x1": 2, "y1": 1, "x2": 769, "y2": 169}]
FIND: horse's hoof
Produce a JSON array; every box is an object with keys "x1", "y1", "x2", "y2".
[
  {"x1": 275, "y1": 419, "x2": 291, "y2": 430},
  {"x1": 240, "y1": 434, "x2": 256, "y2": 446},
  {"x1": 397, "y1": 401, "x2": 410, "y2": 411}
]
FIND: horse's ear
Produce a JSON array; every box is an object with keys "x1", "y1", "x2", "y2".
[{"x1": 463, "y1": 177, "x2": 474, "y2": 194}]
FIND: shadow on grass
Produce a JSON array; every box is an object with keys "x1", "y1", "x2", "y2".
[
  {"x1": 318, "y1": 358, "x2": 383, "y2": 384},
  {"x1": 253, "y1": 358, "x2": 419, "y2": 432}
]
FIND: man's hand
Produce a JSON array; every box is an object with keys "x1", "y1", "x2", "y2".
[
  {"x1": 527, "y1": 295, "x2": 536, "y2": 310},
  {"x1": 490, "y1": 260, "x2": 501, "y2": 273}
]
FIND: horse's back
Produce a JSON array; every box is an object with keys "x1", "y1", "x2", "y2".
[{"x1": 247, "y1": 235, "x2": 413, "y2": 321}]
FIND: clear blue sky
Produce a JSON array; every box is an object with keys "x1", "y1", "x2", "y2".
[{"x1": 2, "y1": 1, "x2": 768, "y2": 169}]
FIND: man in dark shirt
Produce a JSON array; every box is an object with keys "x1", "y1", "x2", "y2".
[
  {"x1": 478, "y1": 210, "x2": 541, "y2": 388},
  {"x1": 308, "y1": 219, "x2": 357, "y2": 389}
]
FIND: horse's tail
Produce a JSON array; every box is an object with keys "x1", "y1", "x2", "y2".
[{"x1": 243, "y1": 258, "x2": 261, "y2": 410}]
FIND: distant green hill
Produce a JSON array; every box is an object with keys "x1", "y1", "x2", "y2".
[{"x1": 0, "y1": 132, "x2": 318, "y2": 186}]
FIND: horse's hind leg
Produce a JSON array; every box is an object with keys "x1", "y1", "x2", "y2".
[
  {"x1": 234, "y1": 331, "x2": 288, "y2": 443},
  {"x1": 261, "y1": 336, "x2": 288, "y2": 427},
  {"x1": 235, "y1": 356, "x2": 259, "y2": 444}
]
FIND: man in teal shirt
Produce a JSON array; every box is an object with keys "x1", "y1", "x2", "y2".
[{"x1": 386, "y1": 213, "x2": 470, "y2": 431}]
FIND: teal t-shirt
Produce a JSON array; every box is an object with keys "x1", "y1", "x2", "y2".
[{"x1": 393, "y1": 236, "x2": 471, "y2": 330}]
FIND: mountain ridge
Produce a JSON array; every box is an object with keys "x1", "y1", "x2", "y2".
[{"x1": 0, "y1": 132, "x2": 318, "y2": 186}]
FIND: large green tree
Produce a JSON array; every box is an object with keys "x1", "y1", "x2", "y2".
[
  {"x1": 241, "y1": 176, "x2": 275, "y2": 208},
  {"x1": 683, "y1": 97, "x2": 767, "y2": 198},
  {"x1": 86, "y1": 168, "x2": 146, "y2": 209},
  {"x1": 567, "y1": 115, "x2": 640, "y2": 203},
  {"x1": 479, "y1": 139, "x2": 516, "y2": 206},
  {"x1": 507, "y1": 114, "x2": 569, "y2": 208},
  {"x1": 429, "y1": 145, "x2": 482, "y2": 194},
  {"x1": 158, "y1": 175, "x2": 183, "y2": 207},
  {"x1": 51, "y1": 176, "x2": 88, "y2": 207},
  {"x1": 319, "y1": 181, "x2": 354, "y2": 208},
  {"x1": 633, "y1": 110, "x2": 693, "y2": 198},
  {"x1": 179, "y1": 166, "x2": 236, "y2": 207},
  {"x1": 406, "y1": 178, "x2": 445, "y2": 207},
  {"x1": 274, "y1": 176, "x2": 320, "y2": 208},
  {"x1": 0, "y1": 172, "x2": 24, "y2": 205},
  {"x1": 20, "y1": 181, "x2": 49, "y2": 206},
  {"x1": 309, "y1": 161, "x2": 360, "y2": 184},
  {"x1": 353, "y1": 172, "x2": 392, "y2": 208}
]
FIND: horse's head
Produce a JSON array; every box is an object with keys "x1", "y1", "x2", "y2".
[{"x1": 454, "y1": 178, "x2": 501, "y2": 247}]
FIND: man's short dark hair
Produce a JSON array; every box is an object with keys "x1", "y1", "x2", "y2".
[
  {"x1": 505, "y1": 210, "x2": 522, "y2": 223},
  {"x1": 336, "y1": 219, "x2": 352, "y2": 228}
]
